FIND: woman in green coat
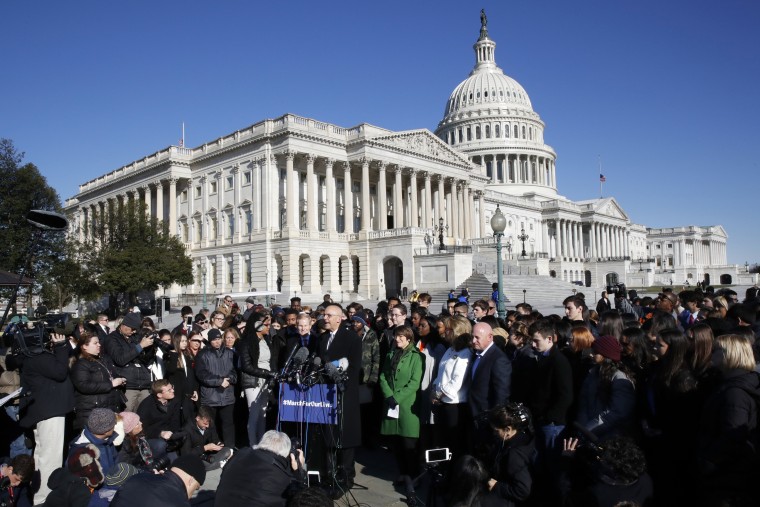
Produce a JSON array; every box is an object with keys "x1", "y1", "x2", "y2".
[{"x1": 380, "y1": 325, "x2": 424, "y2": 489}]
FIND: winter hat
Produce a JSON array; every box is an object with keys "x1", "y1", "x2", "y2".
[
  {"x1": 67, "y1": 444, "x2": 105, "y2": 488},
  {"x1": 207, "y1": 328, "x2": 223, "y2": 341},
  {"x1": 351, "y1": 311, "x2": 368, "y2": 328},
  {"x1": 592, "y1": 335, "x2": 622, "y2": 362},
  {"x1": 172, "y1": 455, "x2": 206, "y2": 486},
  {"x1": 121, "y1": 312, "x2": 142, "y2": 330},
  {"x1": 245, "y1": 296, "x2": 256, "y2": 304},
  {"x1": 87, "y1": 408, "x2": 116, "y2": 435},
  {"x1": 119, "y1": 412, "x2": 141, "y2": 435},
  {"x1": 104, "y1": 462, "x2": 139, "y2": 487}
]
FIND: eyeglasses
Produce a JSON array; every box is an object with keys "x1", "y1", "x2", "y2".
[{"x1": 213, "y1": 316, "x2": 225, "y2": 321}]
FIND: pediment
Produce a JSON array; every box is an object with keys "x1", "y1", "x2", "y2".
[
  {"x1": 365, "y1": 130, "x2": 472, "y2": 168},
  {"x1": 582, "y1": 198, "x2": 629, "y2": 221}
]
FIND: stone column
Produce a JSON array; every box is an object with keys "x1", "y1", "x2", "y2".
[
  {"x1": 168, "y1": 178, "x2": 177, "y2": 236},
  {"x1": 361, "y1": 158, "x2": 371, "y2": 232},
  {"x1": 437, "y1": 175, "x2": 445, "y2": 228},
  {"x1": 451, "y1": 179, "x2": 460, "y2": 239},
  {"x1": 343, "y1": 162, "x2": 353, "y2": 232},
  {"x1": 542, "y1": 221, "x2": 550, "y2": 256},
  {"x1": 409, "y1": 169, "x2": 418, "y2": 227},
  {"x1": 463, "y1": 183, "x2": 472, "y2": 239},
  {"x1": 284, "y1": 152, "x2": 298, "y2": 229},
  {"x1": 423, "y1": 172, "x2": 432, "y2": 230},
  {"x1": 478, "y1": 191, "x2": 485, "y2": 238},
  {"x1": 141, "y1": 185, "x2": 152, "y2": 217},
  {"x1": 155, "y1": 180, "x2": 164, "y2": 222},
  {"x1": 377, "y1": 162, "x2": 387, "y2": 230},
  {"x1": 491, "y1": 154, "x2": 498, "y2": 183},
  {"x1": 306, "y1": 155, "x2": 318, "y2": 231},
  {"x1": 325, "y1": 159, "x2": 336, "y2": 232},
  {"x1": 394, "y1": 166, "x2": 403, "y2": 228}
]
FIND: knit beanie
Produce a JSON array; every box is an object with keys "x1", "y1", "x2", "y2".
[
  {"x1": 87, "y1": 408, "x2": 116, "y2": 435},
  {"x1": 592, "y1": 335, "x2": 622, "y2": 362},
  {"x1": 104, "y1": 462, "x2": 140, "y2": 487},
  {"x1": 119, "y1": 411, "x2": 141, "y2": 436}
]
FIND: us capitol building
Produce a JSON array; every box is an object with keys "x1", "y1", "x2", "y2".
[{"x1": 64, "y1": 14, "x2": 744, "y2": 302}]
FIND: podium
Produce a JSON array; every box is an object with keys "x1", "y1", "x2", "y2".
[{"x1": 277, "y1": 382, "x2": 340, "y2": 476}]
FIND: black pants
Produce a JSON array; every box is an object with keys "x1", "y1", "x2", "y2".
[
  {"x1": 390, "y1": 436, "x2": 419, "y2": 478},
  {"x1": 207, "y1": 404, "x2": 235, "y2": 448}
]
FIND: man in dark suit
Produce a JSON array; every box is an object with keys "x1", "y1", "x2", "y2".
[
  {"x1": 319, "y1": 303, "x2": 362, "y2": 490},
  {"x1": 468, "y1": 322, "x2": 511, "y2": 450}
]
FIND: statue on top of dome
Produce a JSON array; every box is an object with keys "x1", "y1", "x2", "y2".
[{"x1": 479, "y1": 9, "x2": 489, "y2": 39}]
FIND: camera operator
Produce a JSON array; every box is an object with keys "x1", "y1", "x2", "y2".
[
  {"x1": 103, "y1": 313, "x2": 157, "y2": 412},
  {"x1": 214, "y1": 430, "x2": 306, "y2": 507},
  {"x1": 11, "y1": 331, "x2": 75, "y2": 505},
  {"x1": 111, "y1": 454, "x2": 206, "y2": 507},
  {"x1": 485, "y1": 404, "x2": 535, "y2": 506},
  {"x1": 0, "y1": 454, "x2": 35, "y2": 507}
]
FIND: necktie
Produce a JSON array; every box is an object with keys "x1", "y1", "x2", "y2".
[
  {"x1": 326, "y1": 332, "x2": 335, "y2": 350},
  {"x1": 688, "y1": 314, "x2": 695, "y2": 325},
  {"x1": 472, "y1": 353, "x2": 482, "y2": 378}
]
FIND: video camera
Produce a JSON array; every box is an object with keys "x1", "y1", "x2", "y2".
[
  {"x1": 606, "y1": 283, "x2": 627, "y2": 299},
  {"x1": 6, "y1": 313, "x2": 71, "y2": 357}
]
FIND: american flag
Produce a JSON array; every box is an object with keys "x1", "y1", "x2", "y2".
[{"x1": 599, "y1": 173, "x2": 606, "y2": 183}]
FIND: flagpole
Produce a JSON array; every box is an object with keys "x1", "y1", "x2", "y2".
[
  {"x1": 182, "y1": 122, "x2": 185, "y2": 147},
  {"x1": 598, "y1": 155, "x2": 602, "y2": 198}
]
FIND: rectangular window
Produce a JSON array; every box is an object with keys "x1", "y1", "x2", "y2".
[
  {"x1": 227, "y1": 213, "x2": 234, "y2": 238},
  {"x1": 244, "y1": 258, "x2": 251, "y2": 284},
  {"x1": 467, "y1": 127, "x2": 472, "y2": 141},
  {"x1": 195, "y1": 221, "x2": 202, "y2": 242},
  {"x1": 226, "y1": 176, "x2": 233, "y2": 190},
  {"x1": 227, "y1": 258, "x2": 233, "y2": 284},
  {"x1": 209, "y1": 181, "x2": 217, "y2": 195},
  {"x1": 244, "y1": 171, "x2": 252, "y2": 185},
  {"x1": 245, "y1": 210, "x2": 252, "y2": 234},
  {"x1": 180, "y1": 190, "x2": 188, "y2": 203},
  {"x1": 181, "y1": 223, "x2": 188, "y2": 242},
  {"x1": 194, "y1": 185, "x2": 202, "y2": 198},
  {"x1": 210, "y1": 217, "x2": 217, "y2": 238}
]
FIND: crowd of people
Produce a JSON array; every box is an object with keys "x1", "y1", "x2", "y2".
[{"x1": 1, "y1": 284, "x2": 759, "y2": 507}]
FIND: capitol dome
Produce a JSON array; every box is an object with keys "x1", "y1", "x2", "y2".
[{"x1": 435, "y1": 13, "x2": 558, "y2": 199}]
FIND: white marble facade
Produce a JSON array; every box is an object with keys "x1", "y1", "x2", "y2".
[{"x1": 64, "y1": 16, "x2": 739, "y2": 300}]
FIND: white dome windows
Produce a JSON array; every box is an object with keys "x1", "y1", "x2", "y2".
[{"x1": 494, "y1": 124, "x2": 500, "y2": 137}]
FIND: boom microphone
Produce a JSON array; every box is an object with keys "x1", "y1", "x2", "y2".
[{"x1": 292, "y1": 347, "x2": 309, "y2": 366}]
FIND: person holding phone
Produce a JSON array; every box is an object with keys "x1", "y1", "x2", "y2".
[{"x1": 172, "y1": 306, "x2": 195, "y2": 338}]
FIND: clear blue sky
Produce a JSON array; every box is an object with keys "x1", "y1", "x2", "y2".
[{"x1": 2, "y1": 0, "x2": 758, "y2": 265}]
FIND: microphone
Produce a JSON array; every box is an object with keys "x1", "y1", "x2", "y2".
[
  {"x1": 330, "y1": 357, "x2": 349, "y2": 371},
  {"x1": 292, "y1": 347, "x2": 309, "y2": 367}
]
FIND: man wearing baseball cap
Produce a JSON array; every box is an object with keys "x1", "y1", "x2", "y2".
[{"x1": 103, "y1": 313, "x2": 156, "y2": 412}]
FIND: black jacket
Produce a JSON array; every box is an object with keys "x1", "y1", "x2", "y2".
[
  {"x1": 111, "y1": 470, "x2": 189, "y2": 507},
  {"x1": 180, "y1": 419, "x2": 221, "y2": 457},
  {"x1": 195, "y1": 346, "x2": 237, "y2": 407},
  {"x1": 164, "y1": 351, "x2": 198, "y2": 404},
  {"x1": 42, "y1": 467, "x2": 91, "y2": 507},
  {"x1": 17, "y1": 343, "x2": 75, "y2": 428},
  {"x1": 238, "y1": 334, "x2": 273, "y2": 390},
  {"x1": 468, "y1": 344, "x2": 512, "y2": 418},
  {"x1": 527, "y1": 346, "x2": 573, "y2": 426},
  {"x1": 489, "y1": 431, "x2": 535, "y2": 506},
  {"x1": 70, "y1": 355, "x2": 120, "y2": 428},
  {"x1": 214, "y1": 447, "x2": 302, "y2": 506},
  {"x1": 102, "y1": 331, "x2": 153, "y2": 390},
  {"x1": 136, "y1": 394, "x2": 184, "y2": 440}
]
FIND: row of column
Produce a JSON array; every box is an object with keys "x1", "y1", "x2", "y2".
[
  {"x1": 477, "y1": 153, "x2": 556, "y2": 187},
  {"x1": 79, "y1": 179, "x2": 178, "y2": 241},
  {"x1": 279, "y1": 152, "x2": 482, "y2": 239},
  {"x1": 546, "y1": 219, "x2": 629, "y2": 260}
]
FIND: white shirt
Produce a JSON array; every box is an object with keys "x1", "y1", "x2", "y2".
[{"x1": 433, "y1": 346, "x2": 472, "y2": 403}]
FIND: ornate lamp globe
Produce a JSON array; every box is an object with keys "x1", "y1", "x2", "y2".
[{"x1": 491, "y1": 205, "x2": 506, "y2": 234}]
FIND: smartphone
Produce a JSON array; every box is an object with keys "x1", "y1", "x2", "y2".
[
  {"x1": 186, "y1": 316, "x2": 193, "y2": 326},
  {"x1": 425, "y1": 448, "x2": 451, "y2": 463},
  {"x1": 307, "y1": 471, "x2": 321, "y2": 487}
]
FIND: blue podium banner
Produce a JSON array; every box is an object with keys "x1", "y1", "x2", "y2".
[{"x1": 278, "y1": 383, "x2": 337, "y2": 425}]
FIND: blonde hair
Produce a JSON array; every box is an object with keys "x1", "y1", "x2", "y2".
[
  {"x1": 449, "y1": 315, "x2": 473, "y2": 339},
  {"x1": 716, "y1": 334, "x2": 756, "y2": 371}
]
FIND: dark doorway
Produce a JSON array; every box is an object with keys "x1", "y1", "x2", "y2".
[
  {"x1": 719, "y1": 274, "x2": 732, "y2": 285},
  {"x1": 584, "y1": 270, "x2": 592, "y2": 287},
  {"x1": 383, "y1": 257, "x2": 403, "y2": 299}
]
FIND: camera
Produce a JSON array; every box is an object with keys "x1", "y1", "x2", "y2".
[
  {"x1": 425, "y1": 448, "x2": 452, "y2": 463},
  {"x1": 606, "y1": 283, "x2": 627, "y2": 298},
  {"x1": 7, "y1": 313, "x2": 71, "y2": 356},
  {"x1": 149, "y1": 455, "x2": 171, "y2": 472}
]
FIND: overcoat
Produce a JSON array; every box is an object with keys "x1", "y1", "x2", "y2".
[{"x1": 379, "y1": 344, "x2": 424, "y2": 438}]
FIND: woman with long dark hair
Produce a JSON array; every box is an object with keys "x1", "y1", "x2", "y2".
[
  {"x1": 445, "y1": 455, "x2": 505, "y2": 507},
  {"x1": 417, "y1": 316, "x2": 446, "y2": 451},
  {"x1": 238, "y1": 311, "x2": 274, "y2": 446},
  {"x1": 576, "y1": 336, "x2": 636, "y2": 439},
  {"x1": 165, "y1": 331, "x2": 199, "y2": 423},
  {"x1": 597, "y1": 311, "x2": 624, "y2": 343},
  {"x1": 70, "y1": 329, "x2": 126, "y2": 429}
]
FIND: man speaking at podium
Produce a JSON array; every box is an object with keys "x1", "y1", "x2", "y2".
[{"x1": 319, "y1": 303, "x2": 362, "y2": 490}]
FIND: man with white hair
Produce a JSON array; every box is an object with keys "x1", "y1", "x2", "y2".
[{"x1": 214, "y1": 430, "x2": 305, "y2": 506}]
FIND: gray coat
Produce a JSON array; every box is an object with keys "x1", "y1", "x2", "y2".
[{"x1": 195, "y1": 346, "x2": 237, "y2": 407}]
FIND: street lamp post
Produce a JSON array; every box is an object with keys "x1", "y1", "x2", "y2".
[
  {"x1": 434, "y1": 217, "x2": 448, "y2": 252},
  {"x1": 490, "y1": 205, "x2": 507, "y2": 319},
  {"x1": 638, "y1": 256, "x2": 644, "y2": 272},
  {"x1": 517, "y1": 227, "x2": 529, "y2": 258}
]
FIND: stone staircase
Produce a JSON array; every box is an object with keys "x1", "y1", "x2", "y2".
[{"x1": 425, "y1": 272, "x2": 596, "y2": 311}]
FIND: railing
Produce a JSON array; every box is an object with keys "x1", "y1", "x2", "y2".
[
  {"x1": 414, "y1": 245, "x2": 473, "y2": 256},
  {"x1": 367, "y1": 227, "x2": 430, "y2": 239}
]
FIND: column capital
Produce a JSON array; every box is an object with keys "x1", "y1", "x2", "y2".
[
  {"x1": 407, "y1": 167, "x2": 418, "y2": 176},
  {"x1": 255, "y1": 156, "x2": 267, "y2": 166},
  {"x1": 152, "y1": 180, "x2": 163, "y2": 188},
  {"x1": 140, "y1": 184, "x2": 151, "y2": 192},
  {"x1": 282, "y1": 150, "x2": 296, "y2": 161},
  {"x1": 230, "y1": 165, "x2": 239, "y2": 174},
  {"x1": 377, "y1": 161, "x2": 387, "y2": 171},
  {"x1": 325, "y1": 158, "x2": 335, "y2": 169},
  {"x1": 358, "y1": 156, "x2": 371, "y2": 166},
  {"x1": 168, "y1": 177, "x2": 179, "y2": 185},
  {"x1": 198, "y1": 175, "x2": 207, "y2": 184},
  {"x1": 305, "y1": 153, "x2": 316, "y2": 164}
]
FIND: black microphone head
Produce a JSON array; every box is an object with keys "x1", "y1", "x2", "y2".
[
  {"x1": 293, "y1": 346, "x2": 309, "y2": 365},
  {"x1": 312, "y1": 356, "x2": 322, "y2": 367}
]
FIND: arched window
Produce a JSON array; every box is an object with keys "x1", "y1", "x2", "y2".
[
  {"x1": 522, "y1": 126, "x2": 526, "y2": 139},
  {"x1": 494, "y1": 124, "x2": 500, "y2": 137},
  {"x1": 475, "y1": 126, "x2": 481, "y2": 139},
  {"x1": 505, "y1": 124, "x2": 510, "y2": 138},
  {"x1": 514, "y1": 125, "x2": 518, "y2": 138},
  {"x1": 485, "y1": 125, "x2": 491, "y2": 138}
]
